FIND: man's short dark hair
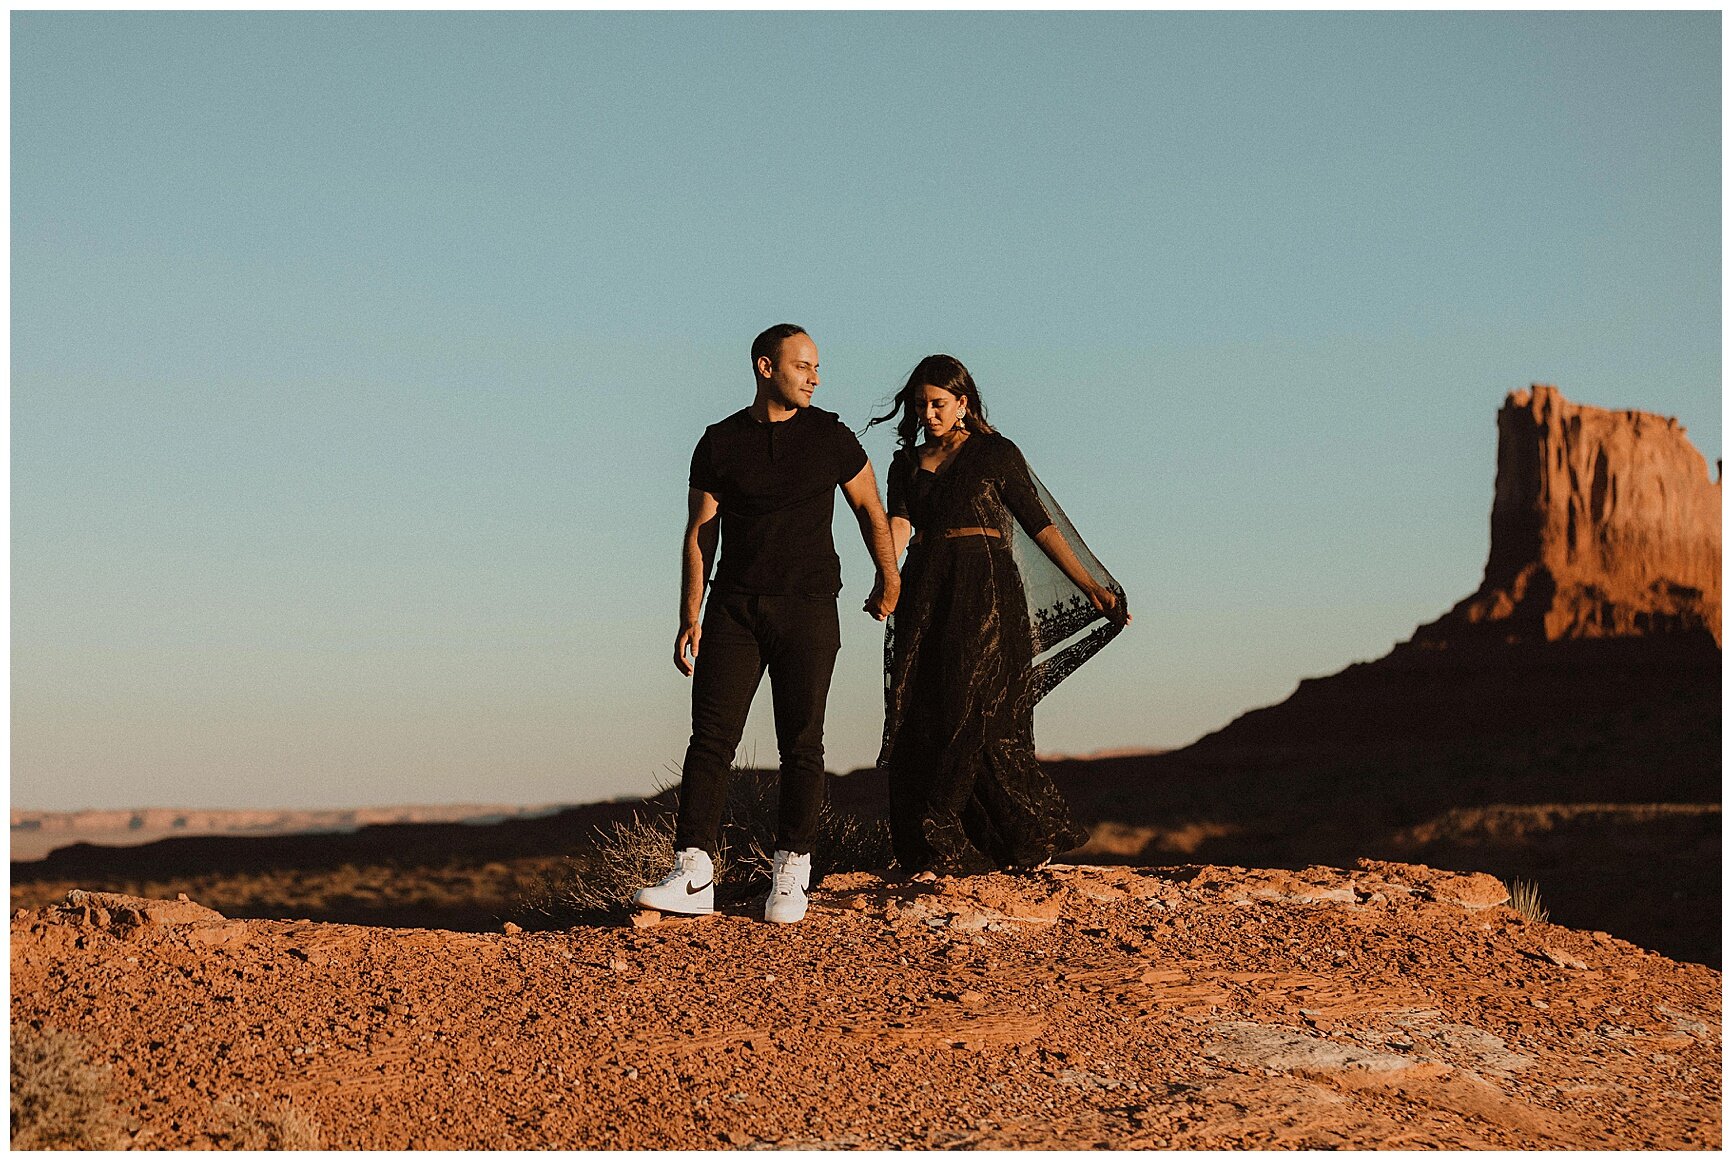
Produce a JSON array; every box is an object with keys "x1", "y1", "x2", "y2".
[{"x1": 751, "y1": 323, "x2": 808, "y2": 370}]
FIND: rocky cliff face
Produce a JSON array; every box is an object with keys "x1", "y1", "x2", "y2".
[
  {"x1": 1414, "y1": 385, "x2": 1720, "y2": 646},
  {"x1": 1159, "y1": 385, "x2": 1720, "y2": 967}
]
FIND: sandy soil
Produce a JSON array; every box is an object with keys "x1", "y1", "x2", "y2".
[{"x1": 11, "y1": 861, "x2": 1718, "y2": 1150}]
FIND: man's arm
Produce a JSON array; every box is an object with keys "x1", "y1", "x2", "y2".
[
  {"x1": 840, "y1": 462, "x2": 900, "y2": 620},
  {"x1": 676, "y1": 487, "x2": 721, "y2": 676}
]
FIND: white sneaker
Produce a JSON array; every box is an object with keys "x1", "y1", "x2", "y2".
[
  {"x1": 764, "y1": 849, "x2": 812, "y2": 924},
  {"x1": 631, "y1": 847, "x2": 715, "y2": 915}
]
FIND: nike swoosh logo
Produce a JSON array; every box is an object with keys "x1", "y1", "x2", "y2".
[{"x1": 686, "y1": 881, "x2": 713, "y2": 894}]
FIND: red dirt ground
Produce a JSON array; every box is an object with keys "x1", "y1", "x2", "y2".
[{"x1": 10, "y1": 861, "x2": 1719, "y2": 1149}]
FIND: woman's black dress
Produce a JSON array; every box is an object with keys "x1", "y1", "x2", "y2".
[{"x1": 879, "y1": 430, "x2": 1127, "y2": 872}]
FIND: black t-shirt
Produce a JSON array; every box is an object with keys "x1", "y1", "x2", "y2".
[{"x1": 689, "y1": 406, "x2": 870, "y2": 598}]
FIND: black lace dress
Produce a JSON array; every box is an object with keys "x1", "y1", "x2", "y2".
[{"x1": 879, "y1": 431, "x2": 1128, "y2": 872}]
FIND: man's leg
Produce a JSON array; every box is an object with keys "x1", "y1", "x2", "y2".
[
  {"x1": 674, "y1": 594, "x2": 766, "y2": 855},
  {"x1": 762, "y1": 596, "x2": 842, "y2": 855}
]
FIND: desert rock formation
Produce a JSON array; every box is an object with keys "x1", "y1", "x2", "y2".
[
  {"x1": 1414, "y1": 384, "x2": 1721, "y2": 646},
  {"x1": 1069, "y1": 384, "x2": 1720, "y2": 966},
  {"x1": 9, "y1": 866, "x2": 1720, "y2": 1149},
  {"x1": 9, "y1": 803, "x2": 568, "y2": 863}
]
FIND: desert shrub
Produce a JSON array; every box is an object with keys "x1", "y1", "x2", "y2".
[
  {"x1": 720, "y1": 772, "x2": 894, "y2": 887},
  {"x1": 541, "y1": 810, "x2": 691, "y2": 916},
  {"x1": 10, "y1": 1021, "x2": 125, "y2": 1150},
  {"x1": 208, "y1": 1094, "x2": 322, "y2": 1150},
  {"x1": 518, "y1": 766, "x2": 892, "y2": 923},
  {"x1": 1506, "y1": 878, "x2": 1550, "y2": 924}
]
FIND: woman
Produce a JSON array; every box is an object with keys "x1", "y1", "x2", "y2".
[{"x1": 867, "y1": 354, "x2": 1130, "y2": 874}]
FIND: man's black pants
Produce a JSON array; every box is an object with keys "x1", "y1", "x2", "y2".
[{"x1": 675, "y1": 592, "x2": 841, "y2": 856}]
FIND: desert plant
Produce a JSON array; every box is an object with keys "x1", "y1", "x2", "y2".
[
  {"x1": 518, "y1": 764, "x2": 892, "y2": 923},
  {"x1": 1506, "y1": 877, "x2": 1550, "y2": 924},
  {"x1": 541, "y1": 809, "x2": 699, "y2": 916},
  {"x1": 10, "y1": 1021, "x2": 126, "y2": 1150},
  {"x1": 715, "y1": 768, "x2": 895, "y2": 888},
  {"x1": 208, "y1": 1094, "x2": 322, "y2": 1150}
]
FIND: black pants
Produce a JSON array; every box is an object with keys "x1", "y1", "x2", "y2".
[{"x1": 674, "y1": 592, "x2": 841, "y2": 856}]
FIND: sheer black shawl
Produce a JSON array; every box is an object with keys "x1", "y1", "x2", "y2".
[{"x1": 879, "y1": 431, "x2": 1127, "y2": 767}]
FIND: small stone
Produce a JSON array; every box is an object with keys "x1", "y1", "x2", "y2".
[
  {"x1": 911, "y1": 871, "x2": 938, "y2": 883},
  {"x1": 959, "y1": 990, "x2": 986, "y2": 1006},
  {"x1": 388, "y1": 1003, "x2": 410, "y2": 1016},
  {"x1": 1542, "y1": 946, "x2": 1589, "y2": 970},
  {"x1": 610, "y1": 958, "x2": 630, "y2": 972},
  {"x1": 1432, "y1": 872, "x2": 1510, "y2": 910},
  {"x1": 628, "y1": 911, "x2": 662, "y2": 929},
  {"x1": 64, "y1": 891, "x2": 222, "y2": 926},
  {"x1": 502, "y1": 921, "x2": 523, "y2": 935},
  {"x1": 176, "y1": 893, "x2": 191, "y2": 903},
  {"x1": 848, "y1": 896, "x2": 869, "y2": 911},
  {"x1": 185, "y1": 923, "x2": 251, "y2": 950}
]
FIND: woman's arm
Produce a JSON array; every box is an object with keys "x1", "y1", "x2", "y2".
[
  {"x1": 1031, "y1": 526, "x2": 1126, "y2": 621},
  {"x1": 884, "y1": 449, "x2": 916, "y2": 563},
  {"x1": 996, "y1": 435, "x2": 1128, "y2": 623},
  {"x1": 890, "y1": 515, "x2": 914, "y2": 562}
]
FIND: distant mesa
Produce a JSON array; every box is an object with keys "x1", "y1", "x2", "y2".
[
  {"x1": 8, "y1": 803, "x2": 570, "y2": 863},
  {"x1": 1412, "y1": 384, "x2": 1721, "y2": 647},
  {"x1": 1070, "y1": 383, "x2": 1720, "y2": 966},
  {"x1": 1034, "y1": 746, "x2": 1169, "y2": 763},
  {"x1": 1189, "y1": 382, "x2": 1721, "y2": 759}
]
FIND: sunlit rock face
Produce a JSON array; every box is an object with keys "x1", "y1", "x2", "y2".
[{"x1": 1414, "y1": 385, "x2": 1721, "y2": 646}]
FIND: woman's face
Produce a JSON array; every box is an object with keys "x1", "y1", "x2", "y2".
[{"x1": 916, "y1": 384, "x2": 967, "y2": 440}]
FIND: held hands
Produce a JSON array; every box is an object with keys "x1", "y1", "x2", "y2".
[
  {"x1": 674, "y1": 620, "x2": 702, "y2": 677},
  {"x1": 864, "y1": 573, "x2": 901, "y2": 621}
]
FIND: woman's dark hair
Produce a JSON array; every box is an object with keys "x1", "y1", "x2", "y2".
[{"x1": 865, "y1": 353, "x2": 993, "y2": 449}]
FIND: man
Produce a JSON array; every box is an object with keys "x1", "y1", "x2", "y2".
[{"x1": 633, "y1": 324, "x2": 899, "y2": 923}]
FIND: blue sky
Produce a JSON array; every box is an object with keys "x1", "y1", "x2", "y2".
[{"x1": 12, "y1": 12, "x2": 1720, "y2": 811}]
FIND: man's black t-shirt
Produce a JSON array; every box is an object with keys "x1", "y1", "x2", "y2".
[{"x1": 689, "y1": 406, "x2": 869, "y2": 599}]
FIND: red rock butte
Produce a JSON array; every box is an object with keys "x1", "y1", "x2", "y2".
[{"x1": 1414, "y1": 384, "x2": 1721, "y2": 646}]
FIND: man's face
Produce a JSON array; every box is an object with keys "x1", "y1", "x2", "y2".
[{"x1": 758, "y1": 333, "x2": 820, "y2": 410}]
